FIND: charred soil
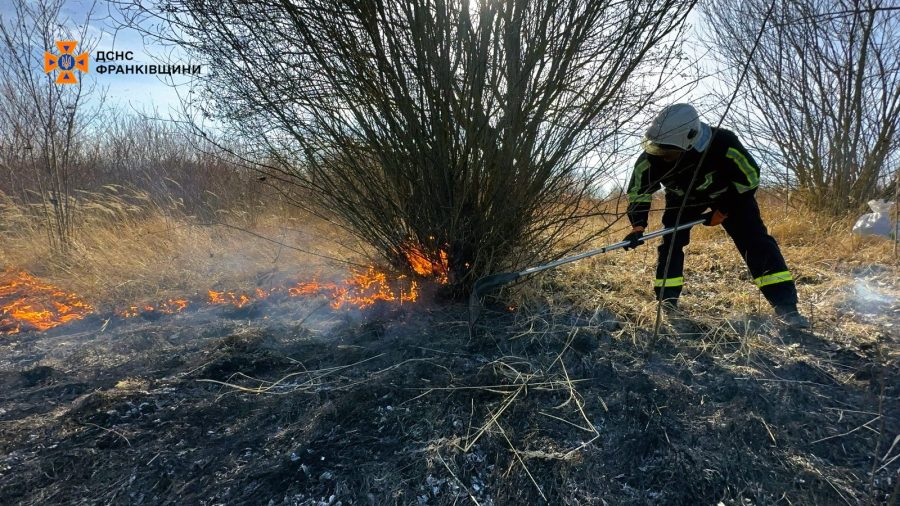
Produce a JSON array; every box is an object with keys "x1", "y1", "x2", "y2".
[{"x1": 0, "y1": 294, "x2": 897, "y2": 505}]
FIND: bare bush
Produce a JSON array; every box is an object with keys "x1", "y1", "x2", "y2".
[
  {"x1": 703, "y1": 0, "x2": 900, "y2": 214},
  {"x1": 0, "y1": 0, "x2": 103, "y2": 250},
  {"x1": 0, "y1": 0, "x2": 267, "y2": 246},
  {"x1": 119, "y1": 0, "x2": 696, "y2": 292},
  {"x1": 84, "y1": 114, "x2": 264, "y2": 220}
]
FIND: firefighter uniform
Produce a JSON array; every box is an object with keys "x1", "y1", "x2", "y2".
[{"x1": 626, "y1": 127, "x2": 798, "y2": 307}]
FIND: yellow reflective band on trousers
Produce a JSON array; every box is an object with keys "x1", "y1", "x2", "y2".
[
  {"x1": 654, "y1": 277, "x2": 684, "y2": 288},
  {"x1": 754, "y1": 271, "x2": 792, "y2": 287}
]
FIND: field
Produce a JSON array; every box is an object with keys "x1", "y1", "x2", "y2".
[{"x1": 0, "y1": 191, "x2": 897, "y2": 505}]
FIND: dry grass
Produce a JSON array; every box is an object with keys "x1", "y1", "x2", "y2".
[
  {"x1": 488, "y1": 193, "x2": 898, "y2": 503},
  {"x1": 1, "y1": 187, "x2": 895, "y2": 329},
  {"x1": 505, "y1": 191, "x2": 898, "y2": 360},
  {"x1": 0, "y1": 186, "x2": 360, "y2": 309},
  {"x1": 1, "y1": 187, "x2": 896, "y2": 504}
]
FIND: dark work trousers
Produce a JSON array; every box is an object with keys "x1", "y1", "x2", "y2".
[{"x1": 654, "y1": 196, "x2": 798, "y2": 307}]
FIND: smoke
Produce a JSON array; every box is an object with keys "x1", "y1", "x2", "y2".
[{"x1": 849, "y1": 273, "x2": 898, "y2": 321}]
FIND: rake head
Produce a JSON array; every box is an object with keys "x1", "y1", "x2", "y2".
[{"x1": 468, "y1": 271, "x2": 521, "y2": 334}]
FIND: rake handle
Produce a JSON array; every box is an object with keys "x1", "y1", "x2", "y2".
[
  {"x1": 469, "y1": 218, "x2": 707, "y2": 334},
  {"x1": 517, "y1": 218, "x2": 707, "y2": 277}
]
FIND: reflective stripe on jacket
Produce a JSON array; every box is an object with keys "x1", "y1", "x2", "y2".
[{"x1": 626, "y1": 128, "x2": 760, "y2": 227}]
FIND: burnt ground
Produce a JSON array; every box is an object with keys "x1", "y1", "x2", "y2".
[{"x1": 0, "y1": 290, "x2": 897, "y2": 505}]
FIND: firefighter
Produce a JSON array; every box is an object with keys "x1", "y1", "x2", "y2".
[{"x1": 623, "y1": 103, "x2": 809, "y2": 328}]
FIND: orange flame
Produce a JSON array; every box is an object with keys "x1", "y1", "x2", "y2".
[
  {"x1": 289, "y1": 267, "x2": 418, "y2": 309},
  {"x1": 117, "y1": 298, "x2": 190, "y2": 318},
  {"x1": 208, "y1": 290, "x2": 253, "y2": 308},
  {"x1": 3, "y1": 243, "x2": 446, "y2": 334},
  {"x1": 0, "y1": 271, "x2": 93, "y2": 334},
  {"x1": 405, "y1": 244, "x2": 449, "y2": 284}
]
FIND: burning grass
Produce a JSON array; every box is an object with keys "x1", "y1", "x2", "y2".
[
  {"x1": 405, "y1": 244, "x2": 450, "y2": 283},
  {"x1": 0, "y1": 188, "x2": 453, "y2": 335},
  {"x1": 0, "y1": 187, "x2": 355, "y2": 306},
  {"x1": 0, "y1": 271, "x2": 93, "y2": 334},
  {"x1": 0, "y1": 188, "x2": 897, "y2": 504},
  {"x1": 288, "y1": 268, "x2": 420, "y2": 310},
  {"x1": 1, "y1": 265, "x2": 430, "y2": 335}
]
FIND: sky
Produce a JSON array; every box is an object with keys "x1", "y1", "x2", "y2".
[
  {"x1": 47, "y1": 0, "x2": 188, "y2": 114},
  {"x1": 0, "y1": 0, "x2": 742, "y2": 193},
  {"x1": 16, "y1": 1, "x2": 715, "y2": 120}
]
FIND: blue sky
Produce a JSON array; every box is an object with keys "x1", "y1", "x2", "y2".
[
  {"x1": 21, "y1": 1, "x2": 713, "y2": 121},
  {"x1": 1, "y1": 0, "x2": 738, "y2": 191},
  {"x1": 26, "y1": 0, "x2": 190, "y2": 114}
]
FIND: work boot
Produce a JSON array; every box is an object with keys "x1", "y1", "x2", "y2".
[
  {"x1": 660, "y1": 299, "x2": 679, "y2": 316},
  {"x1": 774, "y1": 305, "x2": 810, "y2": 329},
  {"x1": 660, "y1": 299, "x2": 696, "y2": 334}
]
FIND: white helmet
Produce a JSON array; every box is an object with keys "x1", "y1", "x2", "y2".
[{"x1": 641, "y1": 103, "x2": 711, "y2": 155}]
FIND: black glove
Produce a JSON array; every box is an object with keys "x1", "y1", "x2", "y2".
[{"x1": 623, "y1": 228, "x2": 645, "y2": 251}]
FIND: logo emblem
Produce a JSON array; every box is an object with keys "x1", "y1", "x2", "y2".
[{"x1": 44, "y1": 41, "x2": 89, "y2": 84}]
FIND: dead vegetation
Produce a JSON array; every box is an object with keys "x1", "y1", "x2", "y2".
[
  {"x1": 1, "y1": 0, "x2": 896, "y2": 501},
  {"x1": 0, "y1": 187, "x2": 359, "y2": 307},
  {"x1": 0, "y1": 190, "x2": 897, "y2": 505},
  {"x1": 0, "y1": 291, "x2": 896, "y2": 504}
]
